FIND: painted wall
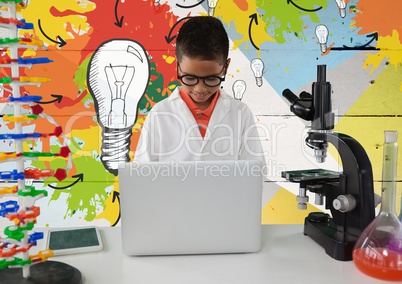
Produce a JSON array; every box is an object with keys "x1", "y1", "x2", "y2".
[{"x1": 0, "y1": 0, "x2": 401, "y2": 227}]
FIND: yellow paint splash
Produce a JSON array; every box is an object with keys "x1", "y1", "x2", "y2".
[
  {"x1": 216, "y1": 1, "x2": 275, "y2": 52},
  {"x1": 95, "y1": 180, "x2": 119, "y2": 226},
  {"x1": 332, "y1": 64, "x2": 402, "y2": 197},
  {"x1": 364, "y1": 30, "x2": 402, "y2": 75},
  {"x1": 68, "y1": 126, "x2": 101, "y2": 157},
  {"x1": 21, "y1": 0, "x2": 95, "y2": 47},
  {"x1": 162, "y1": 55, "x2": 175, "y2": 64}
]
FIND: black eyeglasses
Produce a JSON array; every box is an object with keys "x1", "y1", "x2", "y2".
[{"x1": 177, "y1": 64, "x2": 226, "y2": 87}]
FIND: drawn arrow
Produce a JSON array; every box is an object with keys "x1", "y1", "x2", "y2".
[
  {"x1": 37, "y1": 19, "x2": 66, "y2": 47},
  {"x1": 249, "y1": 13, "x2": 260, "y2": 51},
  {"x1": 287, "y1": 0, "x2": 322, "y2": 12},
  {"x1": 48, "y1": 174, "x2": 84, "y2": 190},
  {"x1": 165, "y1": 17, "x2": 192, "y2": 44},
  {"x1": 331, "y1": 33, "x2": 379, "y2": 51},
  {"x1": 114, "y1": 0, "x2": 124, "y2": 27},
  {"x1": 35, "y1": 94, "x2": 63, "y2": 105},
  {"x1": 111, "y1": 191, "x2": 120, "y2": 227},
  {"x1": 176, "y1": 0, "x2": 205, "y2": 8}
]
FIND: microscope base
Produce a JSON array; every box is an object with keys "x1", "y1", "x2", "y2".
[
  {"x1": 0, "y1": 261, "x2": 82, "y2": 284},
  {"x1": 304, "y1": 212, "x2": 357, "y2": 261}
]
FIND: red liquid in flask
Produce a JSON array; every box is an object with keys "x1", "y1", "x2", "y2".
[{"x1": 353, "y1": 248, "x2": 402, "y2": 281}]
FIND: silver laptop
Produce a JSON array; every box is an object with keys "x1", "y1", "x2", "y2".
[{"x1": 118, "y1": 160, "x2": 263, "y2": 256}]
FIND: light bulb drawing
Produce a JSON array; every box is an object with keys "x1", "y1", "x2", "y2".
[
  {"x1": 104, "y1": 64, "x2": 134, "y2": 127},
  {"x1": 250, "y1": 58, "x2": 264, "y2": 87},
  {"x1": 315, "y1": 25, "x2": 329, "y2": 53},
  {"x1": 232, "y1": 80, "x2": 246, "y2": 101},
  {"x1": 207, "y1": 0, "x2": 219, "y2": 16},
  {"x1": 87, "y1": 39, "x2": 150, "y2": 176},
  {"x1": 335, "y1": 0, "x2": 347, "y2": 18}
]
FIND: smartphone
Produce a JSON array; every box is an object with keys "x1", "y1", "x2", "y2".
[{"x1": 46, "y1": 227, "x2": 103, "y2": 256}]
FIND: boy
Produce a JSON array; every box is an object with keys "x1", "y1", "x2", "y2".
[{"x1": 134, "y1": 16, "x2": 265, "y2": 164}]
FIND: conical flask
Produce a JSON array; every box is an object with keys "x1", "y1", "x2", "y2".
[{"x1": 353, "y1": 130, "x2": 402, "y2": 281}]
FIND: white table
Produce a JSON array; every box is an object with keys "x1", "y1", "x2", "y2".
[{"x1": 39, "y1": 225, "x2": 389, "y2": 284}]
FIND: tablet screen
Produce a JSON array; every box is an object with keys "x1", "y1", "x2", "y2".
[{"x1": 48, "y1": 227, "x2": 101, "y2": 251}]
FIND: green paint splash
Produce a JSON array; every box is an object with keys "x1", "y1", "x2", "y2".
[
  {"x1": 138, "y1": 58, "x2": 180, "y2": 113},
  {"x1": 45, "y1": 156, "x2": 115, "y2": 222},
  {"x1": 256, "y1": 0, "x2": 327, "y2": 44}
]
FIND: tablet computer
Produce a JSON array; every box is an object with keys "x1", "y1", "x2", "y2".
[{"x1": 46, "y1": 226, "x2": 103, "y2": 256}]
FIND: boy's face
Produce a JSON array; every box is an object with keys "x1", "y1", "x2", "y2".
[{"x1": 178, "y1": 56, "x2": 229, "y2": 110}]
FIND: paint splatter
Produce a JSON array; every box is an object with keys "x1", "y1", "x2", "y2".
[
  {"x1": 233, "y1": 0, "x2": 249, "y2": 12},
  {"x1": 255, "y1": 0, "x2": 327, "y2": 44},
  {"x1": 352, "y1": 0, "x2": 402, "y2": 74},
  {"x1": 16, "y1": 0, "x2": 182, "y2": 223},
  {"x1": 217, "y1": 1, "x2": 275, "y2": 51},
  {"x1": 365, "y1": 30, "x2": 402, "y2": 73},
  {"x1": 353, "y1": 0, "x2": 402, "y2": 38}
]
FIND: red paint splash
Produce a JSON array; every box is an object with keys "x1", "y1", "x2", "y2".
[
  {"x1": 81, "y1": 0, "x2": 180, "y2": 89},
  {"x1": 21, "y1": 1, "x2": 182, "y2": 133}
]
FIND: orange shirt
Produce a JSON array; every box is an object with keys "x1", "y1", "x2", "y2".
[{"x1": 179, "y1": 88, "x2": 220, "y2": 138}]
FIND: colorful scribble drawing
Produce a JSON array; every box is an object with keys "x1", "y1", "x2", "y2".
[
  {"x1": 87, "y1": 39, "x2": 150, "y2": 176},
  {"x1": 0, "y1": 0, "x2": 397, "y2": 227},
  {"x1": 232, "y1": 80, "x2": 246, "y2": 101}
]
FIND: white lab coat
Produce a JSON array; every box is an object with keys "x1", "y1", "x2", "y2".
[{"x1": 134, "y1": 87, "x2": 266, "y2": 164}]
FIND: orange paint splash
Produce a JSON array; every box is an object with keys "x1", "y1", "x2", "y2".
[
  {"x1": 233, "y1": 0, "x2": 249, "y2": 11},
  {"x1": 353, "y1": 0, "x2": 402, "y2": 37},
  {"x1": 144, "y1": 94, "x2": 156, "y2": 108}
]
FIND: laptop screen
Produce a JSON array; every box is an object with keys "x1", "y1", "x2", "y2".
[{"x1": 118, "y1": 160, "x2": 263, "y2": 256}]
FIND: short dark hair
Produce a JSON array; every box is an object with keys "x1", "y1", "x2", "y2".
[{"x1": 176, "y1": 16, "x2": 229, "y2": 65}]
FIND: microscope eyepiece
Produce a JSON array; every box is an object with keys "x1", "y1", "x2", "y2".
[
  {"x1": 317, "y1": 65, "x2": 327, "y2": 82},
  {"x1": 282, "y1": 89, "x2": 314, "y2": 121},
  {"x1": 282, "y1": 89, "x2": 299, "y2": 104}
]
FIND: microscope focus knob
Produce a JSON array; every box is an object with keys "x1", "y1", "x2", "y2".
[
  {"x1": 298, "y1": 203, "x2": 307, "y2": 210},
  {"x1": 333, "y1": 194, "x2": 356, "y2": 213},
  {"x1": 296, "y1": 195, "x2": 309, "y2": 210}
]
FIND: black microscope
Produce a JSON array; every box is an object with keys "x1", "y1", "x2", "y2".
[{"x1": 281, "y1": 65, "x2": 375, "y2": 261}]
